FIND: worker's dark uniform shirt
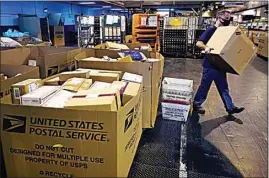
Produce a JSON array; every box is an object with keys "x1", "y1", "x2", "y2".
[{"x1": 199, "y1": 26, "x2": 217, "y2": 68}]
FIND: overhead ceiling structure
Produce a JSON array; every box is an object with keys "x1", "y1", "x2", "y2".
[
  {"x1": 70, "y1": 1, "x2": 124, "y2": 9},
  {"x1": 71, "y1": 1, "x2": 203, "y2": 10},
  {"x1": 70, "y1": 1, "x2": 268, "y2": 14}
]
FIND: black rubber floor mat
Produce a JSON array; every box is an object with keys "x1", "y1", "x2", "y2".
[
  {"x1": 128, "y1": 117, "x2": 183, "y2": 178},
  {"x1": 129, "y1": 162, "x2": 179, "y2": 178},
  {"x1": 186, "y1": 171, "x2": 232, "y2": 178},
  {"x1": 184, "y1": 111, "x2": 244, "y2": 178}
]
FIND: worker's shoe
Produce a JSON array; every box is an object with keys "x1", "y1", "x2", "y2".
[
  {"x1": 193, "y1": 106, "x2": 206, "y2": 115},
  {"x1": 228, "y1": 107, "x2": 245, "y2": 115}
]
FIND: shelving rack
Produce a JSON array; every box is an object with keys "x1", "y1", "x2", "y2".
[
  {"x1": 100, "y1": 15, "x2": 126, "y2": 44},
  {"x1": 159, "y1": 17, "x2": 164, "y2": 54},
  {"x1": 132, "y1": 14, "x2": 160, "y2": 52},
  {"x1": 239, "y1": 18, "x2": 268, "y2": 58},
  {"x1": 94, "y1": 16, "x2": 101, "y2": 45},
  {"x1": 77, "y1": 16, "x2": 97, "y2": 48}
]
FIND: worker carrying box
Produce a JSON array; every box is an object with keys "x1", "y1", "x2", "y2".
[{"x1": 194, "y1": 10, "x2": 256, "y2": 115}]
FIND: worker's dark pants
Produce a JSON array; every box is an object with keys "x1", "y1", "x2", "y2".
[{"x1": 193, "y1": 66, "x2": 235, "y2": 112}]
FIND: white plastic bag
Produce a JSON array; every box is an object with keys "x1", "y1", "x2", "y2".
[{"x1": 0, "y1": 37, "x2": 22, "y2": 47}]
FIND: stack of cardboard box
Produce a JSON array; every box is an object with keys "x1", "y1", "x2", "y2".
[
  {"x1": 75, "y1": 48, "x2": 165, "y2": 128},
  {"x1": 1, "y1": 46, "x2": 82, "y2": 79},
  {"x1": 161, "y1": 77, "x2": 193, "y2": 122},
  {"x1": 10, "y1": 69, "x2": 141, "y2": 110}
]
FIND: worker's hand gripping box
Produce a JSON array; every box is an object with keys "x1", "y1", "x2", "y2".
[
  {"x1": 75, "y1": 49, "x2": 164, "y2": 128},
  {"x1": 206, "y1": 26, "x2": 257, "y2": 75},
  {"x1": 1, "y1": 85, "x2": 143, "y2": 177}
]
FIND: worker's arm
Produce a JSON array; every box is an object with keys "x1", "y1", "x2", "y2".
[
  {"x1": 196, "y1": 41, "x2": 212, "y2": 53},
  {"x1": 196, "y1": 41, "x2": 207, "y2": 50}
]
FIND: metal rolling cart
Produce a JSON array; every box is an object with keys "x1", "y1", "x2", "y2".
[{"x1": 100, "y1": 15, "x2": 126, "y2": 44}]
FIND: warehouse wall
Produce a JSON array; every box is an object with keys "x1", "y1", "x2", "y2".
[{"x1": 0, "y1": 1, "x2": 102, "y2": 26}]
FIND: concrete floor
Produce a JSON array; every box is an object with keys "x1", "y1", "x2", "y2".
[{"x1": 163, "y1": 57, "x2": 268, "y2": 177}]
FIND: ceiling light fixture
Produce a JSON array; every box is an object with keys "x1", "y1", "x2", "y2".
[
  {"x1": 78, "y1": 2, "x2": 96, "y2": 5},
  {"x1": 102, "y1": 6, "x2": 111, "y2": 8},
  {"x1": 157, "y1": 9, "x2": 175, "y2": 11},
  {"x1": 111, "y1": 9, "x2": 122, "y2": 11},
  {"x1": 222, "y1": 1, "x2": 226, "y2": 5}
]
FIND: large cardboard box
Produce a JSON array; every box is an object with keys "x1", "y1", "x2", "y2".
[
  {"x1": 75, "y1": 49, "x2": 164, "y2": 128},
  {"x1": 206, "y1": 26, "x2": 257, "y2": 75},
  {"x1": 1, "y1": 47, "x2": 82, "y2": 79},
  {"x1": 0, "y1": 64, "x2": 40, "y2": 96},
  {"x1": 1, "y1": 85, "x2": 142, "y2": 177},
  {"x1": 50, "y1": 26, "x2": 65, "y2": 47}
]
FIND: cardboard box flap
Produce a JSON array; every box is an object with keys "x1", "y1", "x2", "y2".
[
  {"x1": 35, "y1": 46, "x2": 80, "y2": 56},
  {"x1": 1, "y1": 47, "x2": 31, "y2": 65},
  {"x1": 1, "y1": 64, "x2": 40, "y2": 92},
  {"x1": 95, "y1": 49, "x2": 121, "y2": 59},
  {"x1": 75, "y1": 49, "x2": 96, "y2": 61}
]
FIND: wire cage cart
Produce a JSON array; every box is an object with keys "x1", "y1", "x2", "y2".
[
  {"x1": 100, "y1": 15, "x2": 126, "y2": 44},
  {"x1": 162, "y1": 16, "x2": 204, "y2": 58},
  {"x1": 77, "y1": 16, "x2": 99, "y2": 48},
  {"x1": 162, "y1": 17, "x2": 189, "y2": 57}
]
